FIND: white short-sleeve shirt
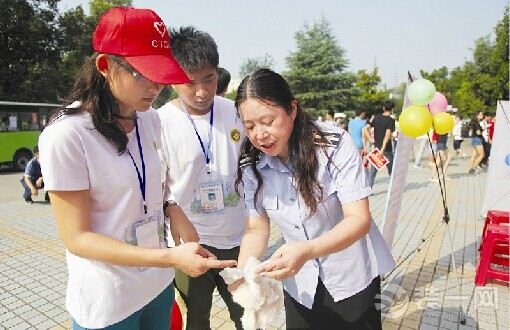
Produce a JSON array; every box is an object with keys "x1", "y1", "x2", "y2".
[
  {"x1": 39, "y1": 108, "x2": 173, "y2": 328},
  {"x1": 158, "y1": 96, "x2": 246, "y2": 249},
  {"x1": 242, "y1": 123, "x2": 395, "y2": 308}
]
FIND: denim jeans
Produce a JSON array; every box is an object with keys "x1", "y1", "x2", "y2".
[{"x1": 368, "y1": 151, "x2": 394, "y2": 188}]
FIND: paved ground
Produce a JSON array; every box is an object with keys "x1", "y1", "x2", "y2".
[{"x1": 0, "y1": 142, "x2": 508, "y2": 329}]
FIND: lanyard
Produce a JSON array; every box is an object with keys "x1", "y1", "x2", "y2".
[
  {"x1": 127, "y1": 119, "x2": 147, "y2": 214},
  {"x1": 180, "y1": 100, "x2": 214, "y2": 173}
]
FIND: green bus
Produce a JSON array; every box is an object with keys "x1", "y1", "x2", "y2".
[{"x1": 0, "y1": 101, "x2": 61, "y2": 170}]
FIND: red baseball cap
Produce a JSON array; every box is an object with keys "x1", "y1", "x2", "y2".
[{"x1": 93, "y1": 7, "x2": 190, "y2": 85}]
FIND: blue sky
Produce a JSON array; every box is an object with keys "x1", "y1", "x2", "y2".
[{"x1": 59, "y1": 0, "x2": 507, "y2": 88}]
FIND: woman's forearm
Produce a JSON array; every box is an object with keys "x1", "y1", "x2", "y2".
[
  {"x1": 307, "y1": 215, "x2": 370, "y2": 260},
  {"x1": 237, "y1": 216, "x2": 271, "y2": 267},
  {"x1": 67, "y1": 231, "x2": 175, "y2": 267}
]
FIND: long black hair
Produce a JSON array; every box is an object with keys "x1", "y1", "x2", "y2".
[
  {"x1": 235, "y1": 69, "x2": 327, "y2": 215},
  {"x1": 51, "y1": 54, "x2": 131, "y2": 154}
]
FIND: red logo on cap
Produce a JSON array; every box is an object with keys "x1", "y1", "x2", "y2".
[{"x1": 154, "y1": 22, "x2": 166, "y2": 38}]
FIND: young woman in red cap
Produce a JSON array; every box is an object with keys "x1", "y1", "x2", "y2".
[{"x1": 39, "y1": 7, "x2": 235, "y2": 329}]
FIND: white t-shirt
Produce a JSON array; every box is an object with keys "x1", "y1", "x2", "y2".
[
  {"x1": 158, "y1": 96, "x2": 246, "y2": 249},
  {"x1": 452, "y1": 121, "x2": 463, "y2": 140},
  {"x1": 39, "y1": 108, "x2": 173, "y2": 328}
]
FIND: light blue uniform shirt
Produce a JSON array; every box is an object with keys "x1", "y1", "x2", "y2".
[{"x1": 242, "y1": 124, "x2": 395, "y2": 308}]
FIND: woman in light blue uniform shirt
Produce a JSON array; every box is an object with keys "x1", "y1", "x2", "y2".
[{"x1": 234, "y1": 69, "x2": 395, "y2": 329}]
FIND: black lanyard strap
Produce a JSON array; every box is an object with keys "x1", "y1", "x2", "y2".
[{"x1": 127, "y1": 118, "x2": 147, "y2": 214}]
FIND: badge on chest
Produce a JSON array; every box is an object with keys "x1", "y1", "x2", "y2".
[{"x1": 199, "y1": 181, "x2": 225, "y2": 213}]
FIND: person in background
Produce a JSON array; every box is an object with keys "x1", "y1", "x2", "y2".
[
  {"x1": 20, "y1": 146, "x2": 49, "y2": 203},
  {"x1": 481, "y1": 111, "x2": 494, "y2": 166},
  {"x1": 348, "y1": 108, "x2": 367, "y2": 155},
  {"x1": 477, "y1": 111, "x2": 488, "y2": 167},
  {"x1": 413, "y1": 133, "x2": 429, "y2": 168},
  {"x1": 158, "y1": 26, "x2": 245, "y2": 329},
  {"x1": 324, "y1": 110, "x2": 338, "y2": 126},
  {"x1": 38, "y1": 8, "x2": 235, "y2": 329},
  {"x1": 232, "y1": 69, "x2": 394, "y2": 329},
  {"x1": 430, "y1": 133, "x2": 451, "y2": 181},
  {"x1": 452, "y1": 114, "x2": 467, "y2": 159},
  {"x1": 216, "y1": 67, "x2": 231, "y2": 96},
  {"x1": 488, "y1": 112, "x2": 496, "y2": 142},
  {"x1": 469, "y1": 114, "x2": 485, "y2": 174},
  {"x1": 367, "y1": 101, "x2": 395, "y2": 188},
  {"x1": 362, "y1": 109, "x2": 375, "y2": 153}
]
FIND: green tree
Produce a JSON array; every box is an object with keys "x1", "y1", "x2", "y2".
[
  {"x1": 90, "y1": 0, "x2": 132, "y2": 20},
  {"x1": 420, "y1": 66, "x2": 453, "y2": 98},
  {"x1": 0, "y1": 0, "x2": 61, "y2": 102},
  {"x1": 239, "y1": 53, "x2": 274, "y2": 78},
  {"x1": 352, "y1": 68, "x2": 389, "y2": 114},
  {"x1": 57, "y1": 0, "x2": 131, "y2": 98},
  {"x1": 420, "y1": 6, "x2": 508, "y2": 117},
  {"x1": 57, "y1": 6, "x2": 95, "y2": 98},
  {"x1": 285, "y1": 18, "x2": 355, "y2": 117}
]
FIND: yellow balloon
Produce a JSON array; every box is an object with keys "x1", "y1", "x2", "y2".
[
  {"x1": 433, "y1": 112, "x2": 454, "y2": 134},
  {"x1": 399, "y1": 105, "x2": 432, "y2": 138}
]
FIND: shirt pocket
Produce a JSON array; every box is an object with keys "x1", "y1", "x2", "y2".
[{"x1": 262, "y1": 194, "x2": 278, "y2": 210}]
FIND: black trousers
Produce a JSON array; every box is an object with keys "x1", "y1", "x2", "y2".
[
  {"x1": 284, "y1": 276, "x2": 382, "y2": 330},
  {"x1": 174, "y1": 245, "x2": 243, "y2": 330}
]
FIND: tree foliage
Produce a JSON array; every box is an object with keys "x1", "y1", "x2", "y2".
[
  {"x1": 351, "y1": 68, "x2": 389, "y2": 114},
  {"x1": 0, "y1": 0, "x2": 131, "y2": 103},
  {"x1": 421, "y1": 6, "x2": 508, "y2": 117},
  {"x1": 0, "y1": 0, "x2": 61, "y2": 102},
  {"x1": 285, "y1": 18, "x2": 356, "y2": 117},
  {"x1": 239, "y1": 53, "x2": 274, "y2": 78}
]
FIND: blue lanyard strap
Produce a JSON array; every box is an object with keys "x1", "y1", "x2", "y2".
[
  {"x1": 127, "y1": 119, "x2": 147, "y2": 214},
  {"x1": 180, "y1": 100, "x2": 214, "y2": 173}
]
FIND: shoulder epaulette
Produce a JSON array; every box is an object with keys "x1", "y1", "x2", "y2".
[
  {"x1": 313, "y1": 130, "x2": 342, "y2": 147},
  {"x1": 239, "y1": 153, "x2": 261, "y2": 168}
]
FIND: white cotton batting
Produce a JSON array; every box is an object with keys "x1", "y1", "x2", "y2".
[{"x1": 220, "y1": 257, "x2": 284, "y2": 330}]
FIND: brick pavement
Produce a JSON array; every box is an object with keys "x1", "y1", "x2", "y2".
[{"x1": 0, "y1": 142, "x2": 508, "y2": 329}]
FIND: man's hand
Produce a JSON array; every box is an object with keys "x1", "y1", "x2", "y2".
[{"x1": 227, "y1": 278, "x2": 245, "y2": 293}]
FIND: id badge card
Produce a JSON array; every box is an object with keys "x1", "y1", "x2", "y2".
[
  {"x1": 199, "y1": 181, "x2": 225, "y2": 214},
  {"x1": 125, "y1": 209, "x2": 165, "y2": 249}
]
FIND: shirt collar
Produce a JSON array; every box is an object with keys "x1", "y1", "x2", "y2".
[{"x1": 256, "y1": 153, "x2": 293, "y2": 173}]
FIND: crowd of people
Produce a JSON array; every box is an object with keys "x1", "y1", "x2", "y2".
[
  {"x1": 321, "y1": 106, "x2": 496, "y2": 185},
  {"x1": 23, "y1": 5, "x2": 496, "y2": 330}
]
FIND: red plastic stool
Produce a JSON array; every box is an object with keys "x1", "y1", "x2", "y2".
[
  {"x1": 479, "y1": 210, "x2": 509, "y2": 252},
  {"x1": 475, "y1": 224, "x2": 510, "y2": 286},
  {"x1": 170, "y1": 301, "x2": 183, "y2": 330}
]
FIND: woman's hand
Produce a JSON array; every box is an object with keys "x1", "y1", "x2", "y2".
[
  {"x1": 257, "y1": 241, "x2": 311, "y2": 280},
  {"x1": 167, "y1": 205, "x2": 199, "y2": 245},
  {"x1": 227, "y1": 278, "x2": 245, "y2": 293},
  {"x1": 169, "y1": 242, "x2": 236, "y2": 277}
]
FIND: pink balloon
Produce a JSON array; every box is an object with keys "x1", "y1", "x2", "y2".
[{"x1": 428, "y1": 92, "x2": 448, "y2": 115}]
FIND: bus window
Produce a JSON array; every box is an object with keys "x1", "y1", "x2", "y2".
[
  {"x1": 30, "y1": 112, "x2": 39, "y2": 130},
  {"x1": 0, "y1": 113, "x2": 8, "y2": 132},
  {"x1": 8, "y1": 115, "x2": 18, "y2": 130},
  {"x1": 19, "y1": 111, "x2": 32, "y2": 130}
]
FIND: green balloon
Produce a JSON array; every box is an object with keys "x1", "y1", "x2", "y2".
[
  {"x1": 399, "y1": 105, "x2": 432, "y2": 138},
  {"x1": 407, "y1": 79, "x2": 436, "y2": 105}
]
